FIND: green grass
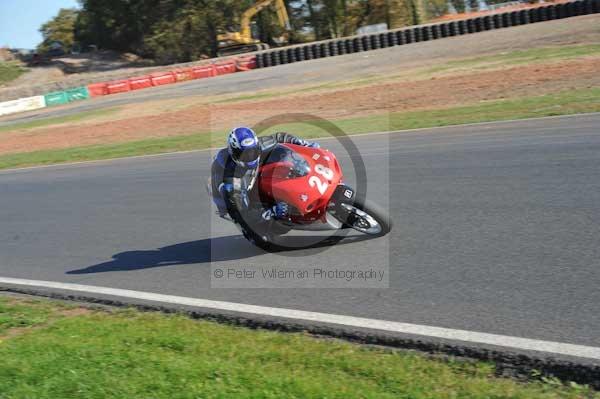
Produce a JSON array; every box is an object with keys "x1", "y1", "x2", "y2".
[
  {"x1": 214, "y1": 91, "x2": 292, "y2": 103},
  {"x1": 0, "y1": 298, "x2": 55, "y2": 335},
  {"x1": 1, "y1": 87, "x2": 599, "y2": 170},
  {"x1": 427, "y1": 44, "x2": 600, "y2": 74},
  {"x1": 0, "y1": 296, "x2": 596, "y2": 398},
  {"x1": 213, "y1": 82, "x2": 343, "y2": 104},
  {"x1": 217, "y1": 44, "x2": 600, "y2": 105},
  {"x1": 0, "y1": 61, "x2": 27, "y2": 85},
  {"x1": 258, "y1": 88, "x2": 600, "y2": 138},
  {"x1": 0, "y1": 88, "x2": 600, "y2": 169},
  {"x1": 0, "y1": 132, "x2": 218, "y2": 169},
  {"x1": 0, "y1": 107, "x2": 121, "y2": 134}
]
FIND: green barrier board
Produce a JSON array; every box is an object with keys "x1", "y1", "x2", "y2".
[
  {"x1": 66, "y1": 86, "x2": 90, "y2": 102},
  {"x1": 44, "y1": 91, "x2": 69, "y2": 106}
]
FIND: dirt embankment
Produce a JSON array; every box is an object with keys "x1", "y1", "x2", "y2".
[{"x1": 1, "y1": 56, "x2": 599, "y2": 155}]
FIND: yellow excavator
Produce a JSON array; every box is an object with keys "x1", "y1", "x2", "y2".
[{"x1": 217, "y1": 0, "x2": 291, "y2": 56}]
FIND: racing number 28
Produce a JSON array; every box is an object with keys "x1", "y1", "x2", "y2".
[{"x1": 309, "y1": 164, "x2": 334, "y2": 195}]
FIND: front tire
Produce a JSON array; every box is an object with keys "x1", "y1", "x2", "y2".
[
  {"x1": 240, "y1": 226, "x2": 280, "y2": 252},
  {"x1": 340, "y1": 199, "x2": 392, "y2": 237}
]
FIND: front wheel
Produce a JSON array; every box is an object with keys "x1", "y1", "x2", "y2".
[
  {"x1": 338, "y1": 199, "x2": 392, "y2": 237},
  {"x1": 242, "y1": 227, "x2": 279, "y2": 252}
]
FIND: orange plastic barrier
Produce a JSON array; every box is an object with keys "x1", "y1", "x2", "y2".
[
  {"x1": 87, "y1": 82, "x2": 109, "y2": 97},
  {"x1": 151, "y1": 72, "x2": 176, "y2": 86},
  {"x1": 128, "y1": 75, "x2": 153, "y2": 90},
  {"x1": 174, "y1": 68, "x2": 194, "y2": 82},
  {"x1": 191, "y1": 65, "x2": 216, "y2": 79},
  {"x1": 215, "y1": 61, "x2": 236, "y2": 76},
  {"x1": 106, "y1": 80, "x2": 131, "y2": 94},
  {"x1": 236, "y1": 56, "x2": 257, "y2": 71}
]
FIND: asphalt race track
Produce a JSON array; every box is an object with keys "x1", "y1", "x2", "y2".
[{"x1": 1, "y1": 113, "x2": 600, "y2": 360}]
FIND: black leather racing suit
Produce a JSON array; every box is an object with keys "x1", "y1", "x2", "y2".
[{"x1": 210, "y1": 132, "x2": 317, "y2": 223}]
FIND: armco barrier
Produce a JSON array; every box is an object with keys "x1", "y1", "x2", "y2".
[
  {"x1": 0, "y1": 96, "x2": 45, "y2": 116},
  {"x1": 128, "y1": 76, "x2": 153, "y2": 90},
  {"x1": 65, "y1": 86, "x2": 90, "y2": 102},
  {"x1": 150, "y1": 72, "x2": 176, "y2": 86},
  {"x1": 254, "y1": 0, "x2": 600, "y2": 70},
  {"x1": 87, "y1": 82, "x2": 108, "y2": 97},
  {"x1": 106, "y1": 80, "x2": 131, "y2": 94},
  {"x1": 44, "y1": 91, "x2": 69, "y2": 106}
]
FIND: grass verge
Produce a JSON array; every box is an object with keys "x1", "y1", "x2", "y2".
[
  {"x1": 1, "y1": 88, "x2": 599, "y2": 170},
  {"x1": 0, "y1": 107, "x2": 121, "y2": 134},
  {"x1": 0, "y1": 61, "x2": 27, "y2": 85},
  {"x1": 215, "y1": 44, "x2": 600, "y2": 105},
  {"x1": 0, "y1": 297, "x2": 54, "y2": 336},
  {"x1": 0, "y1": 295, "x2": 596, "y2": 398},
  {"x1": 426, "y1": 44, "x2": 600, "y2": 74}
]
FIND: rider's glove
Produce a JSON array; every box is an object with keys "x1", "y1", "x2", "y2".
[
  {"x1": 287, "y1": 135, "x2": 320, "y2": 149},
  {"x1": 219, "y1": 182, "x2": 234, "y2": 197},
  {"x1": 262, "y1": 202, "x2": 289, "y2": 221},
  {"x1": 274, "y1": 202, "x2": 289, "y2": 219}
]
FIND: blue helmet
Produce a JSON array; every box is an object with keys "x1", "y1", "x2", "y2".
[{"x1": 228, "y1": 127, "x2": 260, "y2": 168}]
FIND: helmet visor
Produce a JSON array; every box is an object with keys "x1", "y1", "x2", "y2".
[{"x1": 237, "y1": 147, "x2": 260, "y2": 164}]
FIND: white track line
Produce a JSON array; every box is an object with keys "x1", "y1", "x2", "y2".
[{"x1": 1, "y1": 276, "x2": 599, "y2": 360}]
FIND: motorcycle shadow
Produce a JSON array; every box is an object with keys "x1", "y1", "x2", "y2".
[
  {"x1": 67, "y1": 233, "x2": 372, "y2": 274},
  {"x1": 261, "y1": 233, "x2": 374, "y2": 254}
]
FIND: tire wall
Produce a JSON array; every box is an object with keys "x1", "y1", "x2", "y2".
[{"x1": 255, "y1": 0, "x2": 599, "y2": 69}]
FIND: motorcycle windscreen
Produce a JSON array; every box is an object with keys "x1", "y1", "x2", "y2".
[
  {"x1": 263, "y1": 145, "x2": 311, "y2": 177},
  {"x1": 259, "y1": 145, "x2": 313, "y2": 213}
]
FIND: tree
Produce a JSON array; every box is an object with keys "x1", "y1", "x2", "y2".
[
  {"x1": 142, "y1": 1, "x2": 221, "y2": 63},
  {"x1": 387, "y1": 0, "x2": 419, "y2": 27},
  {"x1": 38, "y1": 8, "x2": 79, "y2": 53},
  {"x1": 64, "y1": 0, "x2": 441, "y2": 63},
  {"x1": 287, "y1": 0, "x2": 423, "y2": 39}
]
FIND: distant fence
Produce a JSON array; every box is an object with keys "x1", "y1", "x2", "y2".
[
  {"x1": 0, "y1": 96, "x2": 45, "y2": 117},
  {"x1": 0, "y1": 57, "x2": 256, "y2": 103},
  {"x1": 0, "y1": 57, "x2": 257, "y2": 117},
  {"x1": 254, "y1": 0, "x2": 600, "y2": 68}
]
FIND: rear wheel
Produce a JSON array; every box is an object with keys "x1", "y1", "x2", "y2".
[{"x1": 338, "y1": 199, "x2": 392, "y2": 237}]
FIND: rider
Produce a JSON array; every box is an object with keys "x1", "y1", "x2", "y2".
[{"x1": 211, "y1": 126, "x2": 319, "y2": 223}]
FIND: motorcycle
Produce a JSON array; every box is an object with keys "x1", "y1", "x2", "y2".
[{"x1": 208, "y1": 143, "x2": 392, "y2": 251}]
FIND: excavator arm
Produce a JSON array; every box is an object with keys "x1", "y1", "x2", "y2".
[
  {"x1": 239, "y1": 0, "x2": 279, "y2": 41},
  {"x1": 275, "y1": 0, "x2": 292, "y2": 31},
  {"x1": 217, "y1": 0, "x2": 291, "y2": 55}
]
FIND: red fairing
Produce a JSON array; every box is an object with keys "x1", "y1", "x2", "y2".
[{"x1": 258, "y1": 144, "x2": 342, "y2": 223}]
